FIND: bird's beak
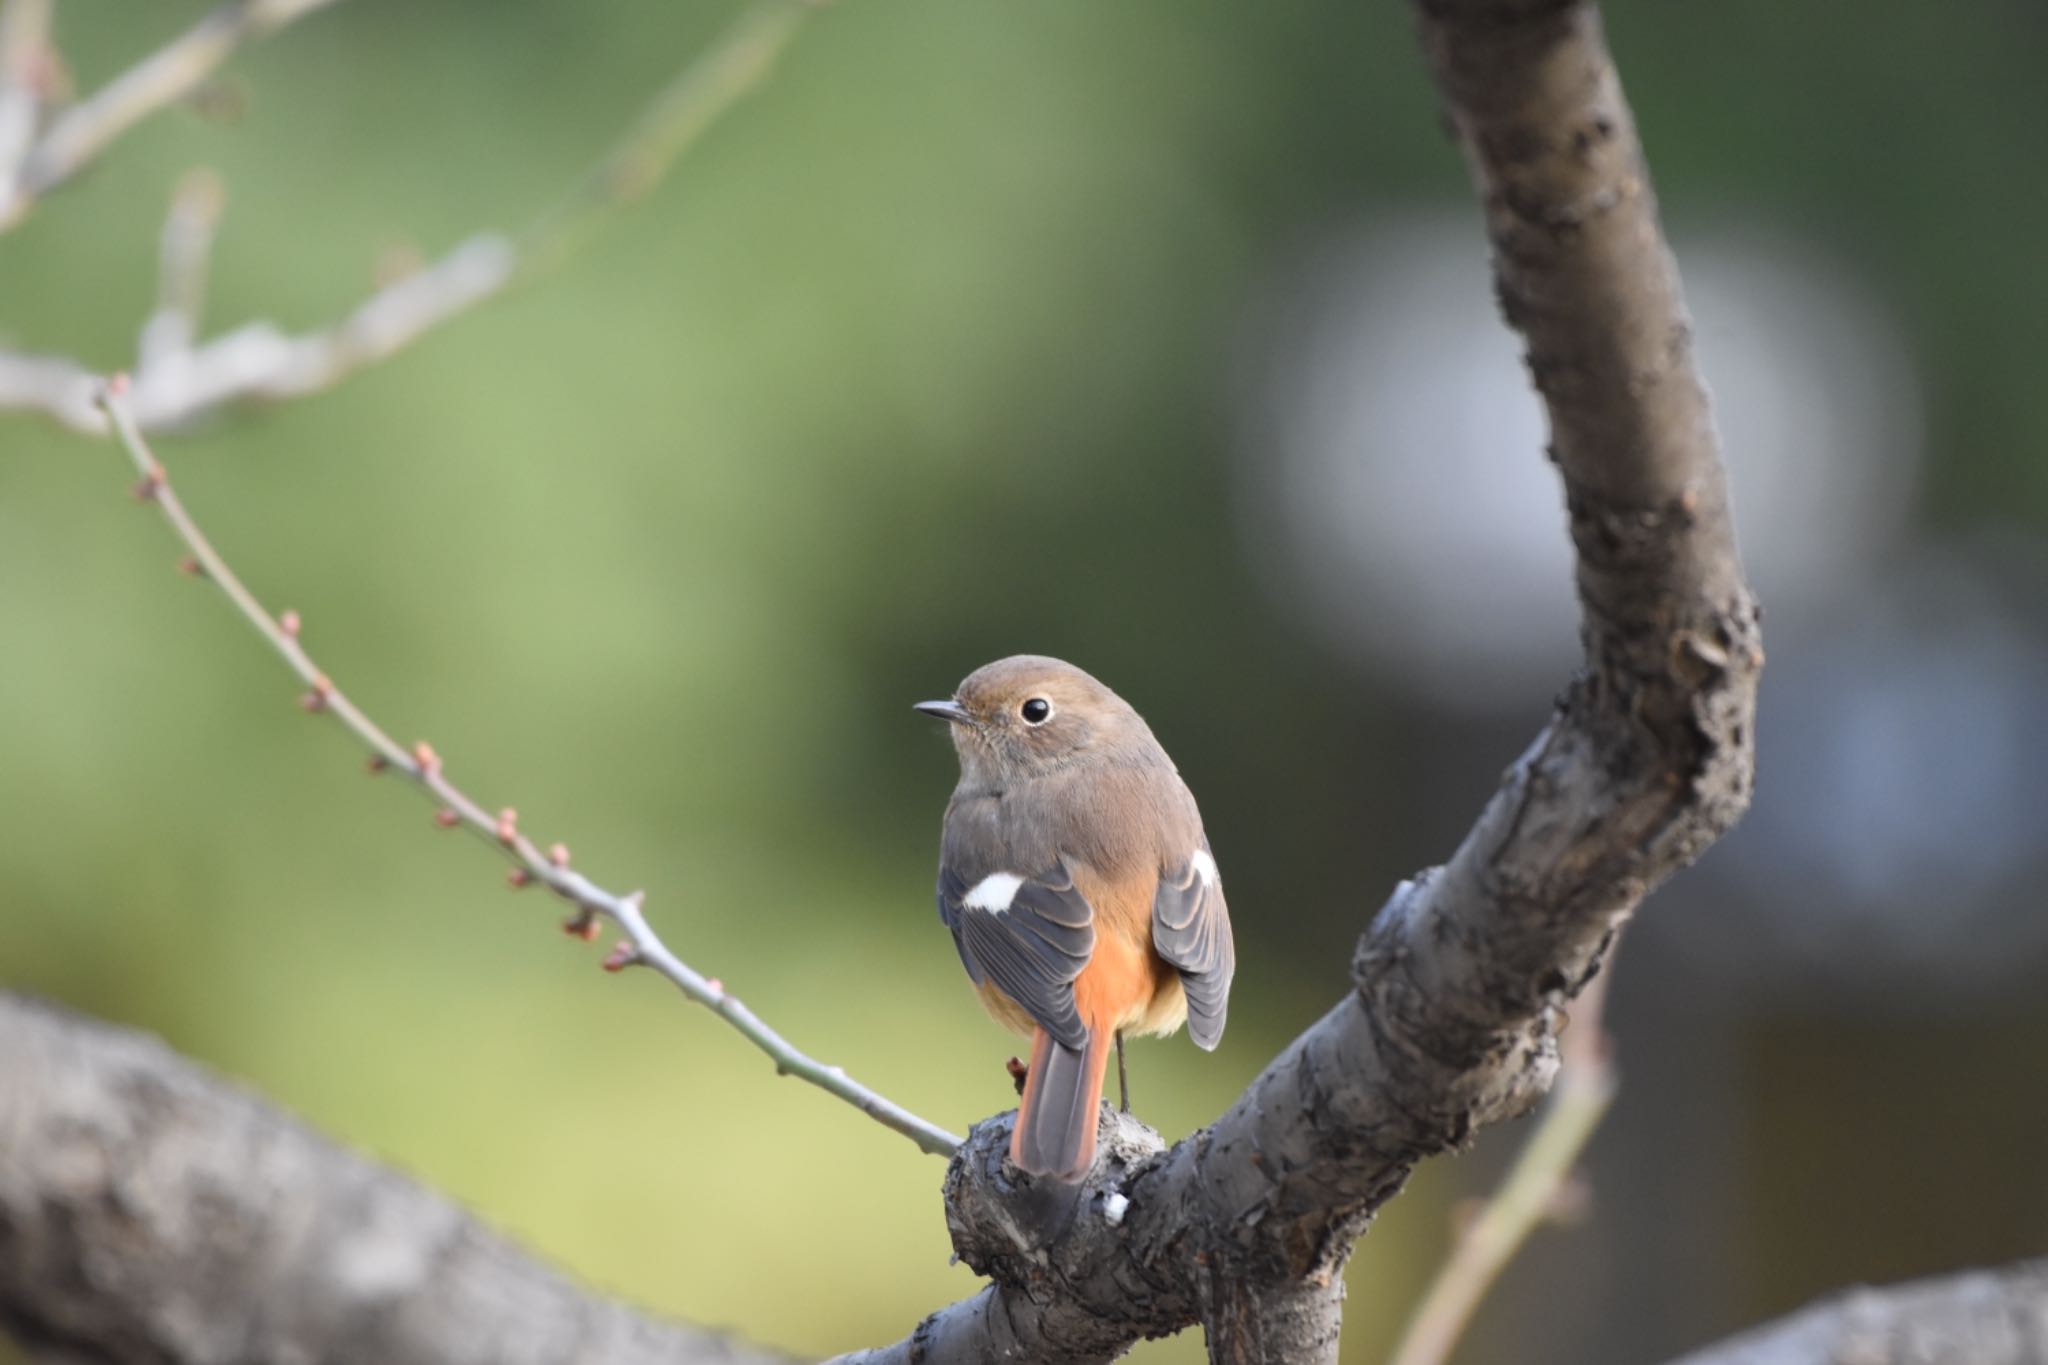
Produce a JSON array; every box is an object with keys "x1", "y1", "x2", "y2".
[{"x1": 913, "y1": 698, "x2": 977, "y2": 727}]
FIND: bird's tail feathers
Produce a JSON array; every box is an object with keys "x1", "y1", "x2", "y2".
[{"x1": 1011, "y1": 1025, "x2": 1110, "y2": 1181}]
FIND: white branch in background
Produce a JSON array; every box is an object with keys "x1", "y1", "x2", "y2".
[
  {"x1": 0, "y1": 0, "x2": 821, "y2": 436},
  {"x1": 0, "y1": 0, "x2": 53, "y2": 184},
  {"x1": 0, "y1": 230, "x2": 514, "y2": 432},
  {"x1": 137, "y1": 168, "x2": 224, "y2": 373},
  {"x1": 95, "y1": 379, "x2": 963, "y2": 1161},
  {"x1": 0, "y1": 0, "x2": 344, "y2": 229}
]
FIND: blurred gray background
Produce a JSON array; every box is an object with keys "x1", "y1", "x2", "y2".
[{"x1": 3, "y1": 1, "x2": 2045, "y2": 1360}]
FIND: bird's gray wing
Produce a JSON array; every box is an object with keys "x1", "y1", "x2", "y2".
[
  {"x1": 937, "y1": 858, "x2": 1096, "y2": 1049},
  {"x1": 1153, "y1": 841, "x2": 1234, "y2": 1050}
]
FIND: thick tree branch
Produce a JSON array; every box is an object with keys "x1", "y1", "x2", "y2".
[
  {"x1": 1664, "y1": 1261, "x2": 2048, "y2": 1365},
  {"x1": 838, "y1": 0, "x2": 1760, "y2": 1358},
  {"x1": 0, "y1": 992, "x2": 790, "y2": 1365},
  {"x1": 1201, "y1": 1277, "x2": 1346, "y2": 1365}
]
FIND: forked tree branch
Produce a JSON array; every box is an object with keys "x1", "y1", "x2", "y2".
[
  {"x1": 834, "y1": 0, "x2": 1761, "y2": 1358},
  {"x1": 96, "y1": 380, "x2": 961, "y2": 1160},
  {"x1": 0, "y1": 0, "x2": 822, "y2": 434}
]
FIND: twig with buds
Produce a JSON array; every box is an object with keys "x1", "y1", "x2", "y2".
[{"x1": 96, "y1": 377, "x2": 962, "y2": 1160}]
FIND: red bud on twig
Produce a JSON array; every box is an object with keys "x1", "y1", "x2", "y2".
[
  {"x1": 279, "y1": 609, "x2": 301, "y2": 638},
  {"x1": 508, "y1": 866, "x2": 533, "y2": 889},
  {"x1": 495, "y1": 807, "x2": 518, "y2": 843},
  {"x1": 601, "y1": 940, "x2": 638, "y2": 972},
  {"x1": 549, "y1": 842, "x2": 570, "y2": 868},
  {"x1": 433, "y1": 807, "x2": 459, "y2": 829}
]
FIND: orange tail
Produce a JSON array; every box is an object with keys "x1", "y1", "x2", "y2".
[{"x1": 1012, "y1": 1024, "x2": 1113, "y2": 1180}]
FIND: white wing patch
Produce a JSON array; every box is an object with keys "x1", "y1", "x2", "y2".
[
  {"x1": 963, "y1": 871, "x2": 1027, "y2": 913},
  {"x1": 1190, "y1": 848, "x2": 1220, "y2": 887}
]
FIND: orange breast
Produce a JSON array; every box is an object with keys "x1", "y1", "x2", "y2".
[
  {"x1": 972, "y1": 866, "x2": 1190, "y2": 1041},
  {"x1": 1074, "y1": 867, "x2": 1188, "y2": 1039}
]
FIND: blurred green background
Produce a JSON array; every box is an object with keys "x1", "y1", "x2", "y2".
[{"x1": 4, "y1": 1, "x2": 2046, "y2": 1361}]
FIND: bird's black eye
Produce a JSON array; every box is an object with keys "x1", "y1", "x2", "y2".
[{"x1": 1021, "y1": 697, "x2": 1052, "y2": 725}]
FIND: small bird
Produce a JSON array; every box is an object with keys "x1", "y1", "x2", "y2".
[{"x1": 916, "y1": 655, "x2": 1234, "y2": 1181}]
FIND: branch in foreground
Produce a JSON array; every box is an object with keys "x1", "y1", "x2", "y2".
[
  {"x1": 0, "y1": 992, "x2": 791, "y2": 1365},
  {"x1": 837, "y1": 0, "x2": 1761, "y2": 1358},
  {"x1": 96, "y1": 380, "x2": 960, "y2": 1160},
  {"x1": 1664, "y1": 1260, "x2": 2048, "y2": 1365},
  {"x1": 7, "y1": 993, "x2": 2040, "y2": 1365},
  {"x1": 0, "y1": 0, "x2": 345, "y2": 230},
  {"x1": 0, "y1": 0, "x2": 823, "y2": 433}
]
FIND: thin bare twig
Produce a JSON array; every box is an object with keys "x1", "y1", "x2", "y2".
[
  {"x1": 1386, "y1": 970, "x2": 1619, "y2": 1365},
  {"x1": 0, "y1": 0, "x2": 342, "y2": 229},
  {"x1": 517, "y1": 0, "x2": 816, "y2": 282},
  {"x1": 0, "y1": 0, "x2": 823, "y2": 434},
  {"x1": 94, "y1": 377, "x2": 962, "y2": 1161}
]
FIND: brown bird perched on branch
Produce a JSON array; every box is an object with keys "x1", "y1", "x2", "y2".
[{"x1": 916, "y1": 655, "x2": 1235, "y2": 1181}]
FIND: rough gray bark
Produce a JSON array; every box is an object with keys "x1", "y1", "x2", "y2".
[
  {"x1": 0, "y1": 993, "x2": 787, "y2": 1365},
  {"x1": 1665, "y1": 1261, "x2": 2048, "y2": 1365},
  {"x1": 834, "y1": 0, "x2": 1761, "y2": 1358},
  {"x1": 1201, "y1": 1275, "x2": 1345, "y2": 1365}
]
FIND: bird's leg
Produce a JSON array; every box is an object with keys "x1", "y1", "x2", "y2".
[{"x1": 1115, "y1": 1030, "x2": 1129, "y2": 1112}]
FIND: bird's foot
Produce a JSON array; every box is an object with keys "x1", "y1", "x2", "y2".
[{"x1": 1005, "y1": 1055, "x2": 1028, "y2": 1095}]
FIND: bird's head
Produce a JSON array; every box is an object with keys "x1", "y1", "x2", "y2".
[{"x1": 915, "y1": 654, "x2": 1148, "y2": 786}]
